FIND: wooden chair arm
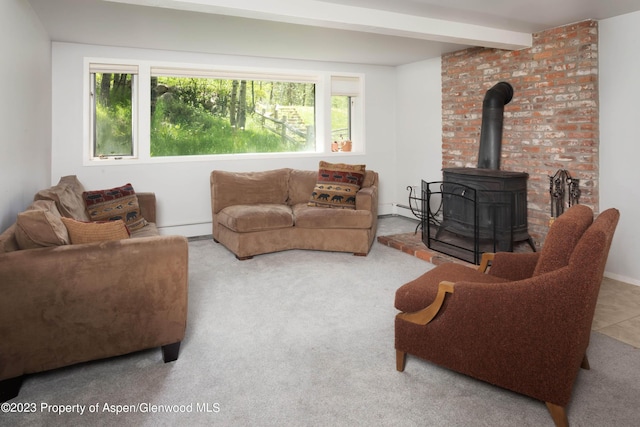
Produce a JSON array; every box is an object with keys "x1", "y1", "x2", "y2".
[
  {"x1": 396, "y1": 281, "x2": 455, "y2": 325},
  {"x1": 477, "y1": 252, "x2": 495, "y2": 273}
]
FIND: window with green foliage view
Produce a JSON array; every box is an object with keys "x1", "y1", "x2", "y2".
[
  {"x1": 331, "y1": 95, "x2": 352, "y2": 142},
  {"x1": 92, "y1": 72, "x2": 135, "y2": 158},
  {"x1": 89, "y1": 62, "x2": 362, "y2": 160},
  {"x1": 150, "y1": 76, "x2": 316, "y2": 156}
]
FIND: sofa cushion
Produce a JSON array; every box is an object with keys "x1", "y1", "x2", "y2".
[
  {"x1": 211, "y1": 169, "x2": 290, "y2": 214},
  {"x1": 14, "y1": 200, "x2": 70, "y2": 250},
  {"x1": 34, "y1": 175, "x2": 90, "y2": 221},
  {"x1": 82, "y1": 183, "x2": 148, "y2": 231},
  {"x1": 217, "y1": 204, "x2": 294, "y2": 232},
  {"x1": 61, "y1": 217, "x2": 130, "y2": 244},
  {"x1": 308, "y1": 161, "x2": 366, "y2": 209},
  {"x1": 362, "y1": 170, "x2": 378, "y2": 188},
  {"x1": 395, "y1": 262, "x2": 510, "y2": 313},
  {"x1": 130, "y1": 222, "x2": 160, "y2": 238},
  {"x1": 293, "y1": 204, "x2": 373, "y2": 229},
  {"x1": 288, "y1": 169, "x2": 318, "y2": 206}
]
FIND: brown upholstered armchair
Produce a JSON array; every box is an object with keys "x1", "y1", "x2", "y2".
[{"x1": 395, "y1": 204, "x2": 620, "y2": 427}]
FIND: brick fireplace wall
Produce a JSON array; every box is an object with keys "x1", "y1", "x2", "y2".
[{"x1": 441, "y1": 20, "x2": 598, "y2": 247}]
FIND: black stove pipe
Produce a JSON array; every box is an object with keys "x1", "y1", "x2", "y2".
[{"x1": 477, "y1": 81, "x2": 513, "y2": 170}]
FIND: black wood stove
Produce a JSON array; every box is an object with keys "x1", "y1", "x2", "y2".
[{"x1": 424, "y1": 82, "x2": 534, "y2": 263}]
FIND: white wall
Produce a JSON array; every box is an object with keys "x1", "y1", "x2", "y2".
[
  {"x1": 599, "y1": 11, "x2": 640, "y2": 286},
  {"x1": 15, "y1": 7, "x2": 640, "y2": 285},
  {"x1": 395, "y1": 57, "x2": 443, "y2": 217},
  {"x1": 0, "y1": 0, "x2": 51, "y2": 231},
  {"x1": 51, "y1": 42, "x2": 397, "y2": 236}
]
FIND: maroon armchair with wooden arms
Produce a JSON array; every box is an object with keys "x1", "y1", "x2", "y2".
[{"x1": 394, "y1": 205, "x2": 620, "y2": 427}]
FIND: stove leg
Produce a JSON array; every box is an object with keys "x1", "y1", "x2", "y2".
[{"x1": 526, "y1": 237, "x2": 536, "y2": 252}]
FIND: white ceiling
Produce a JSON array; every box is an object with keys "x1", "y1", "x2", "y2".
[{"x1": 27, "y1": 0, "x2": 640, "y2": 66}]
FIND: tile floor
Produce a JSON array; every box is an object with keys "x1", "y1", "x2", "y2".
[
  {"x1": 377, "y1": 215, "x2": 640, "y2": 349},
  {"x1": 593, "y1": 277, "x2": 640, "y2": 348}
]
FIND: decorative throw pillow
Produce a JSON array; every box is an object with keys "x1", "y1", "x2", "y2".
[
  {"x1": 308, "y1": 161, "x2": 366, "y2": 209},
  {"x1": 34, "y1": 175, "x2": 90, "y2": 221},
  {"x1": 82, "y1": 183, "x2": 147, "y2": 231},
  {"x1": 0, "y1": 224, "x2": 20, "y2": 253},
  {"x1": 61, "y1": 217, "x2": 130, "y2": 244},
  {"x1": 14, "y1": 200, "x2": 70, "y2": 250}
]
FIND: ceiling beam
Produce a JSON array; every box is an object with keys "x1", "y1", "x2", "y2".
[{"x1": 104, "y1": 0, "x2": 532, "y2": 50}]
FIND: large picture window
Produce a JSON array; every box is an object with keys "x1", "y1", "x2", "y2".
[
  {"x1": 86, "y1": 61, "x2": 363, "y2": 161},
  {"x1": 150, "y1": 73, "x2": 316, "y2": 156}
]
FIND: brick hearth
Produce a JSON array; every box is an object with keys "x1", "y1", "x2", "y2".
[
  {"x1": 377, "y1": 232, "x2": 473, "y2": 267},
  {"x1": 378, "y1": 229, "x2": 536, "y2": 267}
]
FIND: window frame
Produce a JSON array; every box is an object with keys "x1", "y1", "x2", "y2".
[
  {"x1": 83, "y1": 58, "x2": 364, "y2": 165},
  {"x1": 85, "y1": 61, "x2": 140, "y2": 162},
  {"x1": 330, "y1": 75, "x2": 363, "y2": 150}
]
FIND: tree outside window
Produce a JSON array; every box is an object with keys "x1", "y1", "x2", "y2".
[
  {"x1": 92, "y1": 72, "x2": 136, "y2": 158},
  {"x1": 88, "y1": 62, "x2": 362, "y2": 160},
  {"x1": 150, "y1": 76, "x2": 316, "y2": 156}
]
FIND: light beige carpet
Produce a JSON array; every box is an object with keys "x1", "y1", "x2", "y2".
[{"x1": 4, "y1": 216, "x2": 640, "y2": 426}]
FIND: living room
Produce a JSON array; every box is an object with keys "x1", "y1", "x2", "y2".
[
  {"x1": 2, "y1": 0, "x2": 640, "y2": 425},
  {"x1": 3, "y1": 0, "x2": 640, "y2": 286}
]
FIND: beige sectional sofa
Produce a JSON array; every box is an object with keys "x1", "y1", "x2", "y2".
[
  {"x1": 210, "y1": 166, "x2": 379, "y2": 259},
  {"x1": 0, "y1": 176, "x2": 188, "y2": 402}
]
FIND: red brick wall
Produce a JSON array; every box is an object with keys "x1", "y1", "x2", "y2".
[{"x1": 441, "y1": 20, "x2": 599, "y2": 247}]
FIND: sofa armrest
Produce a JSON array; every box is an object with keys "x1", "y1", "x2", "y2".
[
  {"x1": 356, "y1": 185, "x2": 378, "y2": 214},
  {"x1": 0, "y1": 235, "x2": 188, "y2": 381},
  {"x1": 396, "y1": 280, "x2": 455, "y2": 325},
  {"x1": 137, "y1": 192, "x2": 156, "y2": 223}
]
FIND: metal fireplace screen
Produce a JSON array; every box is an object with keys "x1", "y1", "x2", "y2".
[{"x1": 421, "y1": 180, "x2": 515, "y2": 265}]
